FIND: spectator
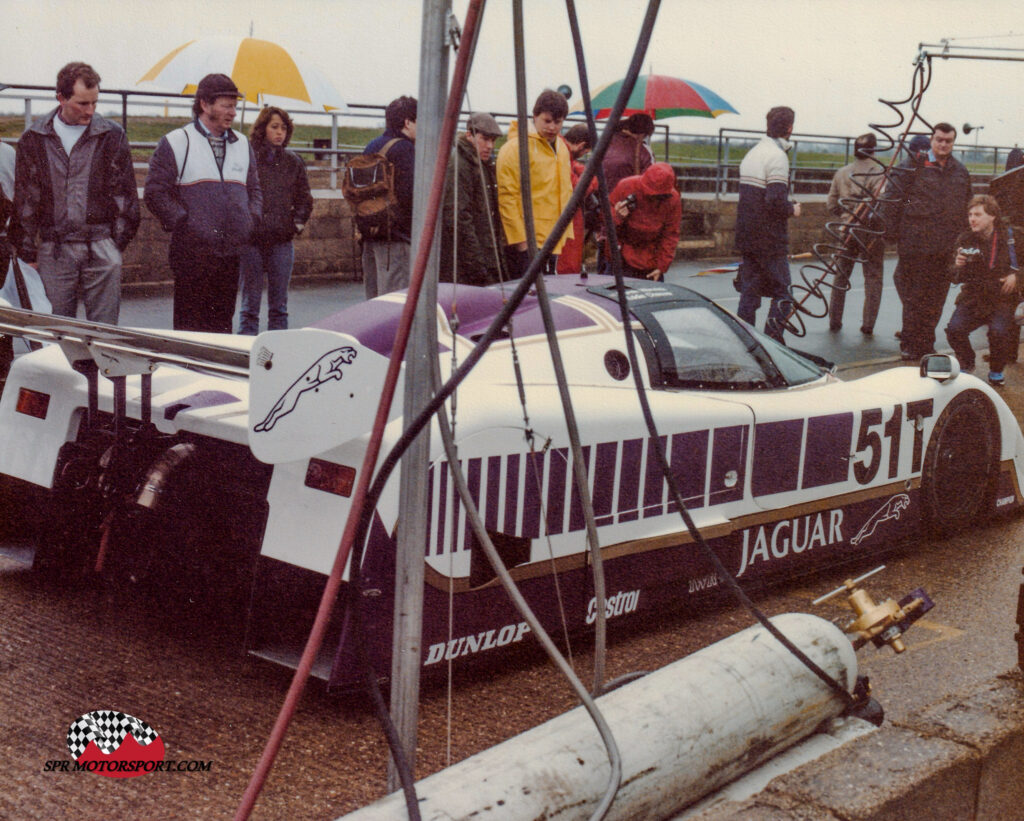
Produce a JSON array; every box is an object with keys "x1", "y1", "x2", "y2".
[
  {"x1": 892, "y1": 133, "x2": 934, "y2": 341},
  {"x1": 945, "y1": 195, "x2": 1019, "y2": 386},
  {"x1": 496, "y1": 89, "x2": 573, "y2": 277},
  {"x1": 1003, "y1": 146, "x2": 1024, "y2": 362},
  {"x1": 0, "y1": 142, "x2": 14, "y2": 278},
  {"x1": 361, "y1": 95, "x2": 416, "y2": 298},
  {"x1": 237, "y1": 107, "x2": 312, "y2": 334},
  {"x1": 607, "y1": 163, "x2": 681, "y2": 281},
  {"x1": 13, "y1": 62, "x2": 139, "y2": 324},
  {"x1": 883, "y1": 123, "x2": 971, "y2": 360},
  {"x1": 440, "y1": 112, "x2": 505, "y2": 285},
  {"x1": 602, "y1": 112, "x2": 655, "y2": 194},
  {"x1": 735, "y1": 106, "x2": 801, "y2": 343},
  {"x1": 827, "y1": 132, "x2": 885, "y2": 335},
  {"x1": 557, "y1": 122, "x2": 597, "y2": 274},
  {"x1": 144, "y1": 73, "x2": 261, "y2": 333}
]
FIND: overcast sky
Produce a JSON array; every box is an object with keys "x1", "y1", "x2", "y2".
[{"x1": 4, "y1": 0, "x2": 1024, "y2": 146}]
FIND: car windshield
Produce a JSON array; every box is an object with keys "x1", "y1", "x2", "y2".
[{"x1": 641, "y1": 302, "x2": 824, "y2": 389}]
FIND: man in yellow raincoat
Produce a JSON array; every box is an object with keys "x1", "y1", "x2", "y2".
[{"x1": 496, "y1": 89, "x2": 573, "y2": 277}]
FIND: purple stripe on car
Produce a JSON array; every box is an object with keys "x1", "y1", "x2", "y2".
[
  {"x1": 617, "y1": 438, "x2": 643, "y2": 523},
  {"x1": 504, "y1": 454, "x2": 520, "y2": 535},
  {"x1": 710, "y1": 425, "x2": 747, "y2": 505},
  {"x1": 752, "y1": 419, "x2": 803, "y2": 497},
  {"x1": 463, "y1": 457, "x2": 482, "y2": 550},
  {"x1": 594, "y1": 442, "x2": 617, "y2": 526},
  {"x1": 667, "y1": 430, "x2": 708, "y2": 512},
  {"x1": 486, "y1": 455, "x2": 501, "y2": 532},
  {"x1": 803, "y1": 413, "x2": 854, "y2": 489},
  {"x1": 162, "y1": 390, "x2": 241, "y2": 420},
  {"x1": 522, "y1": 451, "x2": 544, "y2": 538},
  {"x1": 643, "y1": 436, "x2": 668, "y2": 518},
  {"x1": 547, "y1": 448, "x2": 568, "y2": 535},
  {"x1": 568, "y1": 446, "x2": 592, "y2": 532}
]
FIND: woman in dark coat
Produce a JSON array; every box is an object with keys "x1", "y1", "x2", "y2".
[{"x1": 238, "y1": 106, "x2": 313, "y2": 334}]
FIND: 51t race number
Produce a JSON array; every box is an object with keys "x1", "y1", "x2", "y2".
[{"x1": 853, "y1": 400, "x2": 934, "y2": 485}]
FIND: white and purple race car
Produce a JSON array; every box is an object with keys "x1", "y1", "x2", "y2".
[{"x1": 0, "y1": 275, "x2": 1019, "y2": 688}]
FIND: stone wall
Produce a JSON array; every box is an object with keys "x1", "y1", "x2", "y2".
[{"x1": 122, "y1": 187, "x2": 831, "y2": 288}]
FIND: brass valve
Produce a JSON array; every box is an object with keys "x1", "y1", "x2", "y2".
[{"x1": 813, "y1": 565, "x2": 933, "y2": 653}]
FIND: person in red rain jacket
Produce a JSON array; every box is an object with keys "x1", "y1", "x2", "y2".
[
  {"x1": 557, "y1": 123, "x2": 597, "y2": 274},
  {"x1": 608, "y1": 162, "x2": 681, "y2": 280}
]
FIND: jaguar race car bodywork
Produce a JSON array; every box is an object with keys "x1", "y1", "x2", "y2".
[{"x1": 0, "y1": 275, "x2": 1020, "y2": 688}]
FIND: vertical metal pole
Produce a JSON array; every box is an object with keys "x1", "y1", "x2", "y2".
[
  {"x1": 24, "y1": 98, "x2": 31, "y2": 131},
  {"x1": 330, "y1": 112, "x2": 339, "y2": 190},
  {"x1": 387, "y1": 0, "x2": 449, "y2": 793}
]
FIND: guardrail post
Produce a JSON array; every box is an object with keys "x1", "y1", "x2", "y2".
[
  {"x1": 330, "y1": 112, "x2": 339, "y2": 190},
  {"x1": 23, "y1": 98, "x2": 31, "y2": 131}
]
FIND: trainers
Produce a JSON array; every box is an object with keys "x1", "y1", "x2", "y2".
[{"x1": 988, "y1": 371, "x2": 1005, "y2": 387}]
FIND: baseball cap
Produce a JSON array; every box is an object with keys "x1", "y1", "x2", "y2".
[
  {"x1": 195, "y1": 73, "x2": 240, "y2": 102},
  {"x1": 467, "y1": 112, "x2": 502, "y2": 138}
]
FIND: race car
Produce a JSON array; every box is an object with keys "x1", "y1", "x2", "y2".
[{"x1": 0, "y1": 274, "x2": 1019, "y2": 689}]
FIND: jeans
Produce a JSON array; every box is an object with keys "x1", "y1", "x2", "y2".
[
  {"x1": 737, "y1": 252, "x2": 792, "y2": 343},
  {"x1": 945, "y1": 298, "x2": 1016, "y2": 373},
  {"x1": 238, "y1": 242, "x2": 294, "y2": 335}
]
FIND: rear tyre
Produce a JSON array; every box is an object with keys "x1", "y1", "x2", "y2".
[{"x1": 920, "y1": 390, "x2": 999, "y2": 536}]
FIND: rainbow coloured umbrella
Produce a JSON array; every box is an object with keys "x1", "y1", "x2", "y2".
[
  {"x1": 572, "y1": 74, "x2": 737, "y2": 120},
  {"x1": 138, "y1": 36, "x2": 346, "y2": 112}
]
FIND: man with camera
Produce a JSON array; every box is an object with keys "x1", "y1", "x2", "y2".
[
  {"x1": 945, "y1": 195, "x2": 1019, "y2": 386},
  {"x1": 606, "y1": 162, "x2": 681, "y2": 281}
]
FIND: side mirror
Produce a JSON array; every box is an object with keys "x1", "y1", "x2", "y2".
[{"x1": 920, "y1": 353, "x2": 961, "y2": 383}]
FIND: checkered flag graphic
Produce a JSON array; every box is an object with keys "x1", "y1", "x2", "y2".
[{"x1": 66, "y1": 711, "x2": 159, "y2": 759}]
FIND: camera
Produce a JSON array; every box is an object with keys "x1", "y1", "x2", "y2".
[
  {"x1": 623, "y1": 193, "x2": 638, "y2": 212},
  {"x1": 958, "y1": 246, "x2": 982, "y2": 258}
]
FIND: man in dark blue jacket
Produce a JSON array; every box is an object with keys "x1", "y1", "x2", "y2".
[
  {"x1": 144, "y1": 73, "x2": 262, "y2": 332},
  {"x1": 361, "y1": 95, "x2": 416, "y2": 299},
  {"x1": 735, "y1": 106, "x2": 801, "y2": 343},
  {"x1": 884, "y1": 123, "x2": 971, "y2": 360}
]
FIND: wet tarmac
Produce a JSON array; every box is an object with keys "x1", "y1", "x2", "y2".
[{"x1": 117, "y1": 254, "x2": 980, "y2": 374}]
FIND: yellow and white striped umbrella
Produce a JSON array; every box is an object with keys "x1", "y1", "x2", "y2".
[{"x1": 138, "y1": 36, "x2": 346, "y2": 112}]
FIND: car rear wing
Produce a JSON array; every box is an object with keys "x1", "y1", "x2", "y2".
[{"x1": 0, "y1": 304, "x2": 250, "y2": 380}]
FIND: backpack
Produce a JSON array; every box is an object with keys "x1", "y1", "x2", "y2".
[{"x1": 342, "y1": 138, "x2": 402, "y2": 241}]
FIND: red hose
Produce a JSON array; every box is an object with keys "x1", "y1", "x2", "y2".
[{"x1": 234, "y1": 2, "x2": 484, "y2": 818}]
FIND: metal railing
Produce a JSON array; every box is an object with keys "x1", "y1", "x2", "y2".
[{"x1": 2, "y1": 85, "x2": 1018, "y2": 194}]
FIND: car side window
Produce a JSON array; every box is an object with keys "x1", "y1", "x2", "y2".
[{"x1": 645, "y1": 304, "x2": 773, "y2": 389}]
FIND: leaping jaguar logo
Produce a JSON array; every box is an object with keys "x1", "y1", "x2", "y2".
[
  {"x1": 253, "y1": 346, "x2": 357, "y2": 433},
  {"x1": 850, "y1": 493, "x2": 911, "y2": 545}
]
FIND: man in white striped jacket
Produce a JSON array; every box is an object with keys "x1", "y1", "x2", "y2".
[{"x1": 734, "y1": 106, "x2": 801, "y2": 343}]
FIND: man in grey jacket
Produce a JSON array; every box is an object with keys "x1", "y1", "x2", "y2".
[
  {"x1": 13, "y1": 62, "x2": 139, "y2": 324},
  {"x1": 144, "y1": 73, "x2": 261, "y2": 332},
  {"x1": 827, "y1": 133, "x2": 886, "y2": 335}
]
